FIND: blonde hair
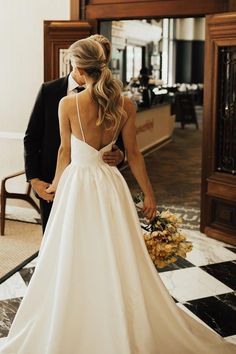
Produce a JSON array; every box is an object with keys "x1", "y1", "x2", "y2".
[
  {"x1": 88, "y1": 34, "x2": 111, "y2": 64},
  {"x1": 68, "y1": 36, "x2": 126, "y2": 128}
]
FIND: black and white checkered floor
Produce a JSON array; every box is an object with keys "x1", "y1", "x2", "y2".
[{"x1": 0, "y1": 229, "x2": 236, "y2": 347}]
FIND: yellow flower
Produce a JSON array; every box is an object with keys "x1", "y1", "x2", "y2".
[
  {"x1": 164, "y1": 244, "x2": 173, "y2": 252},
  {"x1": 160, "y1": 210, "x2": 172, "y2": 219},
  {"x1": 142, "y1": 207, "x2": 193, "y2": 268}
]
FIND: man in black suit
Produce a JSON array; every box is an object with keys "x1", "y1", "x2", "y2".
[{"x1": 24, "y1": 70, "x2": 125, "y2": 232}]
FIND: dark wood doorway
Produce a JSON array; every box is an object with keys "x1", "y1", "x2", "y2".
[
  {"x1": 201, "y1": 13, "x2": 236, "y2": 245},
  {"x1": 45, "y1": 1, "x2": 236, "y2": 244}
]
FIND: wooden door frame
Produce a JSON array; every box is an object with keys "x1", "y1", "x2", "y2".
[
  {"x1": 200, "y1": 12, "x2": 236, "y2": 244},
  {"x1": 70, "y1": 0, "x2": 80, "y2": 20},
  {"x1": 44, "y1": 20, "x2": 97, "y2": 81},
  {"x1": 68, "y1": 1, "x2": 236, "y2": 242},
  {"x1": 87, "y1": 1, "x2": 228, "y2": 20},
  {"x1": 71, "y1": 0, "x2": 230, "y2": 21}
]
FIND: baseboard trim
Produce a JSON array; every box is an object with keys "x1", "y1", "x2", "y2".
[{"x1": 0, "y1": 251, "x2": 39, "y2": 285}]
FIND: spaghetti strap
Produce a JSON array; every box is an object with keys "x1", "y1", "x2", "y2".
[
  {"x1": 111, "y1": 96, "x2": 124, "y2": 143},
  {"x1": 75, "y1": 94, "x2": 86, "y2": 142}
]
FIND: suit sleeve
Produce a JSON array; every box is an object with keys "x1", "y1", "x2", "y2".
[
  {"x1": 24, "y1": 84, "x2": 45, "y2": 182},
  {"x1": 116, "y1": 132, "x2": 125, "y2": 169}
]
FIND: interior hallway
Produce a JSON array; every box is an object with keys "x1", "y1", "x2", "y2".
[{"x1": 122, "y1": 108, "x2": 202, "y2": 210}]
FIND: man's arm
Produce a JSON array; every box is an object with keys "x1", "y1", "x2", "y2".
[
  {"x1": 24, "y1": 84, "x2": 44, "y2": 182},
  {"x1": 24, "y1": 84, "x2": 54, "y2": 202},
  {"x1": 46, "y1": 96, "x2": 71, "y2": 194},
  {"x1": 115, "y1": 133, "x2": 125, "y2": 168},
  {"x1": 102, "y1": 133, "x2": 125, "y2": 168}
]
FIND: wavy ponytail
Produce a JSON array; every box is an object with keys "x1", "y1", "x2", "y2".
[
  {"x1": 68, "y1": 36, "x2": 126, "y2": 128},
  {"x1": 88, "y1": 34, "x2": 111, "y2": 64}
]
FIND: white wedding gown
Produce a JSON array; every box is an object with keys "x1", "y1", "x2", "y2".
[{"x1": 1, "y1": 99, "x2": 235, "y2": 354}]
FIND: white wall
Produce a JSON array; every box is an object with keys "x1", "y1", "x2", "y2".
[
  {"x1": 121, "y1": 20, "x2": 162, "y2": 44},
  {"x1": 0, "y1": 0, "x2": 70, "y2": 192},
  {"x1": 176, "y1": 18, "x2": 205, "y2": 41}
]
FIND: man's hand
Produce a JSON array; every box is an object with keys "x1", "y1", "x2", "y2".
[
  {"x1": 30, "y1": 178, "x2": 54, "y2": 202},
  {"x1": 102, "y1": 145, "x2": 124, "y2": 166},
  {"x1": 45, "y1": 184, "x2": 57, "y2": 194}
]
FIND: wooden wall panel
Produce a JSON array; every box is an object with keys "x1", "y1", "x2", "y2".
[
  {"x1": 85, "y1": 0, "x2": 228, "y2": 20},
  {"x1": 44, "y1": 21, "x2": 94, "y2": 81},
  {"x1": 203, "y1": 197, "x2": 236, "y2": 245},
  {"x1": 228, "y1": 0, "x2": 236, "y2": 10},
  {"x1": 70, "y1": 0, "x2": 80, "y2": 20},
  {"x1": 90, "y1": 0, "x2": 155, "y2": 3},
  {"x1": 201, "y1": 13, "x2": 236, "y2": 245}
]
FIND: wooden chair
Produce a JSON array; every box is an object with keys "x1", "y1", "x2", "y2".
[
  {"x1": 1, "y1": 171, "x2": 40, "y2": 235},
  {"x1": 174, "y1": 92, "x2": 199, "y2": 129}
]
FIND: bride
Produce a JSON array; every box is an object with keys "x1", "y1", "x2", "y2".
[{"x1": 1, "y1": 36, "x2": 235, "y2": 354}]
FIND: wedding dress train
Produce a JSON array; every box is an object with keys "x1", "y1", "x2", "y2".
[{"x1": 1, "y1": 101, "x2": 235, "y2": 354}]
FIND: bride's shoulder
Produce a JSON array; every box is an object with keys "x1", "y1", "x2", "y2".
[
  {"x1": 123, "y1": 96, "x2": 136, "y2": 115},
  {"x1": 60, "y1": 95, "x2": 75, "y2": 105},
  {"x1": 59, "y1": 95, "x2": 75, "y2": 110}
]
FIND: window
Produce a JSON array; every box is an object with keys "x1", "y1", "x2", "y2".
[{"x1": 126, "y1": 45, "x2": 142, "y2": 81}]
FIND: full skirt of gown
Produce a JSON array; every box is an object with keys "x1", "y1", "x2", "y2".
[{"x1": 1, "y1": 136, "x2": 235, "y2": 354}]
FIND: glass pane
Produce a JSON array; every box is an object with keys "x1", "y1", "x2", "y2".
[
  {"x1": 216, "y1": 46, "x2": 236, "y2": 175},
  {"x1": 126, "y1": 45, "x2": 134, "y2": 82},
  {"x1": 59, "y1": 49, "x2": 71, "y2": 78},
  {"x1": 134, "y1": 46, "x2": 142, "y2": 78}
]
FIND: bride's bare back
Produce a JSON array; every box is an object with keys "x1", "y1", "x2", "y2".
[{"x1": 65, "y1": 90, "x2": 125, "y2": 151}]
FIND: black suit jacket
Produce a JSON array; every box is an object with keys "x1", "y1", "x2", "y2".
[{"x1": 24, "y1": 76, "x2": 125, "y2": 183}]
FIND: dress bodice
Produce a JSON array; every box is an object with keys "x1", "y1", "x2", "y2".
[
  {"x1": 70, "y1": 134, "x2": 114, "y2": 167},
  {"x1": 70, "y1": 94, "x2": 120, "y2": 168}
]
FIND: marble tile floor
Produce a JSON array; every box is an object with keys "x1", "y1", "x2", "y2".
[{"x1": 0, "y1": 229, "x2": 236, "y2": 347}]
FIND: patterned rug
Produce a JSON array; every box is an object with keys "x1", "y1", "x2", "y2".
[
  {"x1": 0, "y1": 220, "x2": 41, "y2": 284},
  {"x1": 5, "y1": 204, "x2": 200, "y2": 230},
  {"x1": 157, "y1": 204, "x2": 200, "y2": 230}
]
